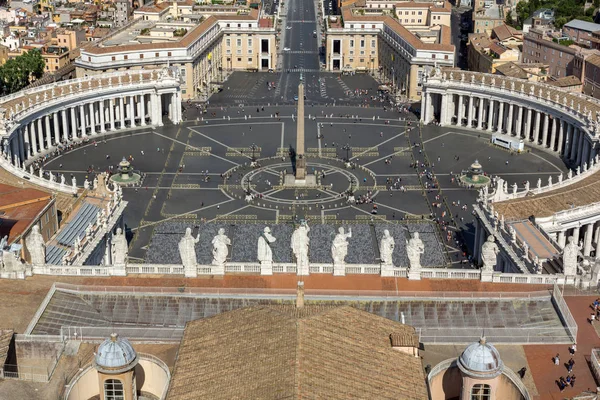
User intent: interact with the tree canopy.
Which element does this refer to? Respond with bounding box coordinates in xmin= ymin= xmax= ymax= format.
xmin=0 ymin=49 xmax=45 ymax=96
xmin=510 ymin=0 xmax=596 ymax=29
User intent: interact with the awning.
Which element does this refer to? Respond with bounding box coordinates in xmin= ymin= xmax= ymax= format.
xmin=71 ymin=18 xmax=84 ymax=23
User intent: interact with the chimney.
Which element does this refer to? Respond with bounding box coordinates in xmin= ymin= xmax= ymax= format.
xmin=296 ymin=281 xmax=304 ymax=308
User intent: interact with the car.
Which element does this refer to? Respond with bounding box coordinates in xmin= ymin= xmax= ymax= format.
xmin=283 ymin=47 xmax=291 ymax=51
xmin=294 ymin=94 xmax=299 ymax=101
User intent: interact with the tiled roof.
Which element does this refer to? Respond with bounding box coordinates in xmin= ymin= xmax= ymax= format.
xmin=489 ymin=41 xmax=507 ymax=55
xmin=546 ymin=75 xmax=581 ymax=87
xmin=493 ymin=24 xmax=521 ymax=42
xmin=494 ymin=62 xmax=528 ymax=79
xmin=166 ymin=305 xmax=428 ymax=400
xmin=0 ymin=183 xmax=52 ymax=244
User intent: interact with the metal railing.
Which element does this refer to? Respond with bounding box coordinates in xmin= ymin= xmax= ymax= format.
xmin=52 ymin=282 xmax=553 ymax=299
xmin=419 ymin=327 xmax=572 ymax=344
xmin=552 ymin=284 xmax=578 ymax=342
xmin=61 ymin=326 xmax=184 ymax=343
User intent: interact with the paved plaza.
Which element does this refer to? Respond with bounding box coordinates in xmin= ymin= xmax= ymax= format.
xmin=40 ymin=84 xmax=568 ymax=264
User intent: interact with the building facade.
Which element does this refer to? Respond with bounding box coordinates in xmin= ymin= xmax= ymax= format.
xmin=75 ymin=5 xmax=277 ymax=100
xmin=522 ymin=29 xmax=577 ymax=79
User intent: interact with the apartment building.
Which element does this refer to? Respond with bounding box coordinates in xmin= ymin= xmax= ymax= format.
xmin=76 ymin=4 xmax=277 ymax=100
xmin=522 ymin=28 xmax=578 ymax=78
xmin=563 ymin=19 xmax=600 ymax=48
xmin=324 ymin=0 xmax=454 ymax=101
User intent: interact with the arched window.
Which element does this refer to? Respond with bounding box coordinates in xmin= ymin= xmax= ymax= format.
xmin=104 ymin=379 xmax=125 ymax=400
xmin=471 ymin=384 xmax=491 ymax=400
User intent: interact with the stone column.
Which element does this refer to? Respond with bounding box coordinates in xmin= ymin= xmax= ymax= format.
xmin=595 ymin=223 xmax=600 ymax=248
xmin=564 ymin=123 xmax=573 ymax=157
xmin=558 ymin=230 xmax=566 ymax=248
xmin=584 ymin=223 xmax=594 ymax=257
xmin=467 ymin=96 xmax=474 ymax=127
xmin=60 ymin=109 xmax=68 ymax=143
xmin=10 ymin=137 xmax=18 ymax=165
xmin=576 ymin=133 xmax=585 ymax=166
xmin=44 ymin=116 xmax=52 ymax=148
xmin=524 ymin=108 xmax=532 ymax=141
xmin=53 ymin=112 xmax=60 ymax=144
xmin=79 ymin=104 xmax=86 ymax=136
xmin=17 ymin=130 xmax=25 ymax=164
xmin=69 ymin=107 xmax=77 ymax=139
xmin=497 ymin=101 xmax=504 ymax=133
xmin=571 ymin=128 xmax=580 ymax=161
xmin=458 ymin=94 xmax=464 ymax=125
xmin=515 ymin=106 xmax=523 ymax=138
xmin=477 ymin=98 xmax=484 ymax=130
xmin=29 ymin=122 xmax=37 ymax=153
xmin=420 ymin=92 xmax=428 ymax=122
xmin=573 ymin=226 xmax=581 ymax=244
xmin=549 ymin=117 xmax=558 ymax=151
xmin=557 ymin=119 xmax=565 ymax=154
xmin=506 ymin=103 xmax=514 ymax=135
xmin=140 ymin=94 xmax=146 ymax=126
xmin=440 ymin=94 xmax=448 ymax=126
xmin=23 ymin=125 xmax=31 ymax=157
xmin=89 ymin=102 xmax=96 ymax=135
xmin=487 ymin=99 xmax=495 ymax=131
xmin=119 ymin=97 xmax=125 ymax=128
xmin=583 ymin=141 xmax=591 ymax=166
xmin=533 ymin=111 xmax=541 ymax=143
xmin=109 ymin=98 xmax=116 ymax=131
xmin=129 ymin=95 xmax=135 ymax=127
xmin=37 ymin=118 xmax=44 ymax=150
xmin=99 ymin=100 xmax=106 ymax=133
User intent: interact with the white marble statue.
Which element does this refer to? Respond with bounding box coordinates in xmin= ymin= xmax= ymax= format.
xmin=525 ymin=181 xmax=530 ymax=192
xmin=84 ymin=179 xmax=90 ymax=190
xmin=548 ymin=176 xmax=552 ymax=187
xmin=112 ymin=227 xmax=128 ymax=266
xmin=522 ymin=242 xmax=529 ymax=261
xmin=211 ymin=228 xmax=231 ymax=266
xmin=331 ymin=227 xmax=352 ymax=267
xmin=379 ymin=229 xmax=395 ymax=265
xmin=291 ymin=222 xmax=310 ymax=275
xmin=178 ymin=227 xmax=200 ymax=268
xmin=577 ymin=166 xmax=581 ymax=175
xmin=536 ymin=178 xmax=541 ymax=189
xmin=72 ymin=176 xmax=77 ymax=189
xmin=257 ymin=227 xmax=276 ymax=263
xmin=26 ymin=225 xmax=45 ymax=265
xmin=512 ymin=183 xmax=517 ymax=194
xmin=29 ymin=165 xmax=33 ymax=175
xmin=568 ymin=169 xmax=573 ymax=179
xmin=481 ymin=235 xmax=498 ymax=272
xmin=93 ymin=177 xmax=98 ymax=190
xmin=562 ymin=236 xmax=579 ymax=276
xmin=406 ymin=232 xmax=424 ymax=271
xmin=38 ymin=168 xmax=43 ymax=178
xmin=509 ymin=226 xmax=516 ymax=242
xmin=558 ymin=173 xmax=563 ymax=184
xmin=60 ymin=174 xmax=65 ymax=185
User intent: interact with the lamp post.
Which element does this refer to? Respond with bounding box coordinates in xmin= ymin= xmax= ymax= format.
xmin=246 ymin=177 xmax=252 ymax=194
xmin=342 ymin=143 xmax=351 ymax=162
xmin=250 ymin=143 xmax=258 ymax=162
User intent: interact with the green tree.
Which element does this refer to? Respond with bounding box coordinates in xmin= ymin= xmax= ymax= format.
xmin=0 ymin=49 xmax=45 ymax=95
xmin=505 ymin=10 xmax=515 ymax=26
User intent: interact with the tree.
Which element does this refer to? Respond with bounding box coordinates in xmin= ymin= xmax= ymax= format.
xmin=0 ymin=49 xmax=45 ymax=95
xmin=505 ymin=10 xmax=515 ymax=26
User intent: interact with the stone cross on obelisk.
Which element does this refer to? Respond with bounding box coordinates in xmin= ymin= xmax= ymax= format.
xmin=295 ymin=76 xmax=306 ymax=180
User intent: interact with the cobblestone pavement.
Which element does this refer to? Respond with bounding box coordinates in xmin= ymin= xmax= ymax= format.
xmin=41 ymin=103 xmax=567 ymax=263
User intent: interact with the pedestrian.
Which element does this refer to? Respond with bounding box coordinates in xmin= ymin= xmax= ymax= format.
xmin=571 ymin=374 xmax=576 ymax=387
xmin=570 ymin=344 xmax=577 ymax=354
xmin=591 ymin=313 xmax=596 ymax=324
xmin=567 ymin=358 xmax=575 ymax=373
xmin=518 ymin=367 xmax=527 ymax=379
xmin=554 ymin=354 xmax=560 ymax=365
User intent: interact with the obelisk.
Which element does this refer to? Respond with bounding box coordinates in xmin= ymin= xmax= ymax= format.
xmin=295 ymin=77 xmax=306 ymax=180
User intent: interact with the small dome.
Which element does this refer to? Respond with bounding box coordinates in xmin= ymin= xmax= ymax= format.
xmin=94 ymin=333 xmax=138 ymax=374
xmin=458 ymin=336 xmax=503 ymax=378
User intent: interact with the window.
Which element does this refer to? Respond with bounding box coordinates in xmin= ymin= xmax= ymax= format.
xmin=360 ymin=39 xmax=365 ymax=47
xmin=111 ymin=56 xmax=115 ymax=61
xmin=471 ymin=384 xmax=491 ymax=400
xmin=418 ymin=11 xmax=422 ymax=15
xmin=432 ymin=54 xmax=436 ymax=59
xmin=248 ymin=39 xmax=252 ymax=47
xmin=155 ymin=52 xmax=159 ymax=57
xmin=104 ymin=379 xmax=124 ymax=400
xmin=350 ymin=39 xmax=354 ymax=47
xmin=123 ymin=55 xmax=128 ymax=60
xmin=248 ymin=57 xmax=252 ymax=62
xmin=359 ymin=58 xmax=364 ymax=62
xmin=226 ymin=39 xmax=231 ymax=46
xmin=237 ymin=57 xmax=241 ymax=62
xmin=139 ymin=54 xmax=143 ymax=59
xmin=237 ymin=38 xmax=242 ymax=46
xmin=168 ymin=52 xmax=172 ymax=56
xmin=371 ymin=39 xmax=375 ymax=47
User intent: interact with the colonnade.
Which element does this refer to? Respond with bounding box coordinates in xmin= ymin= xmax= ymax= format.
xmin=551 ymin=221 xmax=600 ymax=257
xmin=0 ymin=91 xmax=182 ymax=168
xmin=421 ymin=91 xmax=596 ymax=168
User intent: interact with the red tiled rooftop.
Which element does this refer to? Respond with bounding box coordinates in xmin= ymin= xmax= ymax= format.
xmin=0 ymin=183 xmax=52 ymax=244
